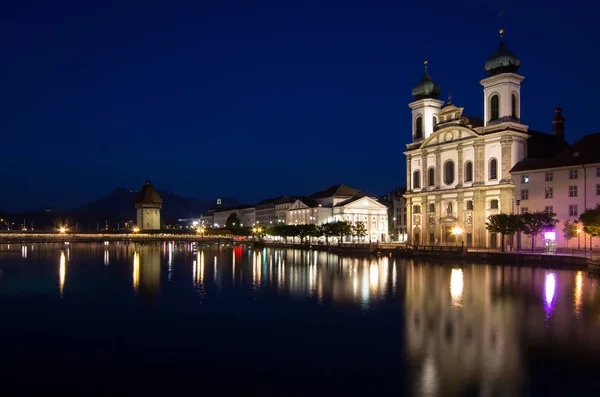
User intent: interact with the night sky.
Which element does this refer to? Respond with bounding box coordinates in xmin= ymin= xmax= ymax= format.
xmin=0 ymin=0 xmax=596 ymax=212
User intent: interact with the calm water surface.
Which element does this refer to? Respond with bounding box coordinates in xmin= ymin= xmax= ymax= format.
xmin=1 ymin=242 xmax=600 ymax=396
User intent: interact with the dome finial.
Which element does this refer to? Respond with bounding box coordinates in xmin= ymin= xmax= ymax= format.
xmin=499 ymin=28 xmax=504 ymax=39
xmin=424 ymin=58 xmax=428 ymax=72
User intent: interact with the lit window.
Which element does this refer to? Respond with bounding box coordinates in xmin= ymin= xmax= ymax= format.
xmin=569 ymin=205 xmax=578 ymax=217
xmin=464 ymin=162 xmax=473 ymax=182
xmin=490 ymin=159 xmax=498 ymax=180
xmin=413 ymin=170 xmax=421 ymax=189
xmin=569 ymin=169 xmax=578 ymax=179
xmin=521 ymin=174 xmax=529 ymax=183
xmin=521 ymin=190 xmax=528 ymax=200
xmin=545 ymin=187 xmax=553 ymax=199
xmin=569 ymin=186 xmax=578 ymax=197
xmin=444 ymin=161 xmax=455 ymax=185
xmin=545 ymin=172 xmax=553 ymax=182
xmin=490 ymin=95 xmax=499 ymax=121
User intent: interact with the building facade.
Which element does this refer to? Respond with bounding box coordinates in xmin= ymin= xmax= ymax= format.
xmin=511 ymin=131 xmax=600 ymax=250
xmin=134 ymin=180 xmax=162 ymax=230
xmin=403 ymin=32 xmax=565 ymax=247
xmin=389 ymin=188 xmax=408 ymax=242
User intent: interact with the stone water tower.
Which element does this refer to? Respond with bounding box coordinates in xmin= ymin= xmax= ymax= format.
xmin=134 ymin=180 xmax=163 ymax=230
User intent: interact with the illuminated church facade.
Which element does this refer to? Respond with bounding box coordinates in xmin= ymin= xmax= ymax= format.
xmin=403 ymin=30 xmax=566 ymax=248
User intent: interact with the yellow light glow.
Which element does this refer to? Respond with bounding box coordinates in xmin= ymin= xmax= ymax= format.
xmin=133 ymin=252 xmax=139 ymax=294
xmin=59 ymin=227 xmax=67 ymax=234
xmin=133 ymin=227 xmax=140 ymax=233
xmin=451 ymin=226 xmax=463 ymax=236
xmin=577 ymin=229 xmax=581 ymax=234
xmin=59 ymin=251 xmax=66 ymax=297
xmin=574 ymin=271 xmax=583 ymax=317
xmin=369 ymin=263 xmax=379 ymax=293
xmin=450 ymin=268 xmax=463 ymax=307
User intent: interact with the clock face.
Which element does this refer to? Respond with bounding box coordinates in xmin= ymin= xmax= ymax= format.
xmin=444 ymin=132 xmax=453 ymax=142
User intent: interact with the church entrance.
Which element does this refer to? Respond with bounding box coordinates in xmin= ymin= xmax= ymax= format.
xmin=443 ymin=225 xmax=456 ymax=245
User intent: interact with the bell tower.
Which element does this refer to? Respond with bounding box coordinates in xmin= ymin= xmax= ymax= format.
xmin=409 ymin=59 xmax=444 ymax=142
xmin=480 ymin=29 xmax=524 ymax=126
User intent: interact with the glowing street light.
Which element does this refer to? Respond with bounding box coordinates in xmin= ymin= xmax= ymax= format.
xmin=577 ymin=228 xmax=582 ymax=250
xmin=132 ymin=227 xmax=140 ymax=234
xmin=451 ymin=226 xmax=463 ymax=246
xmin=59 ymin=227 xmax=67 ymax=234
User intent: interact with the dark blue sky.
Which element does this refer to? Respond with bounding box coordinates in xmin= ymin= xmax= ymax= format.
xmin=0 ymin=0 xmax=596 ymax=212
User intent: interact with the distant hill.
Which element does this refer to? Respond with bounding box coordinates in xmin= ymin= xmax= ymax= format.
xmin=72 ymin=187 xmax=238 ymax=219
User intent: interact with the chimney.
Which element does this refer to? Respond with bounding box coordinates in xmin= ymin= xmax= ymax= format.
xmin=552 ymin=105 xmax=565 ymax=139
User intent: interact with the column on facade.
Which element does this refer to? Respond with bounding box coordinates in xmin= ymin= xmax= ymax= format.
xmin=457 ymin=144 xmax=463 ymax=188
xmin=434 ymin=149 xmax=441 ymax=189
xmin=435 ymin=195 xmax=442 ymax=245
xmin=457 ymin=192 xmax=464 ymax=245
xmin=472 ymin=191 xmax=486 ymax=248
xmin=421 ymin=152 xmax=428 ymax=188
xmin=473 ymin=140 xmax=485 ymax=186
xmin=407 ymin=155 xmax=412 ymax=191
xmin=406 ymin=197 xmax=413 ymax=244
xmin=500 ymin=137 xmax=513 ymax=183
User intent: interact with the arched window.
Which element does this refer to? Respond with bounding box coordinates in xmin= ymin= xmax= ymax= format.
xmin=489 ymin=158 xmax=498 ymax=180
xmin=464 ymin=161 xmax=473 ymax=182
xmin=429 ymin=203 xmax=435 ymax=213
xmin=490 ymin=199 xmax=499 ymax=209
xmin=490 ymin=95 xmax=499 ymax=121
xmin=413 ymin=170 xmax=421 ymax=189
xmin=415 ymin=117 xmax=423 ymax=139
xmin=432 ymin=116 xmax=438 ymax=131
xmin=444 ymin=161 xmax=455 ymax=185
xmin=511 ymin=94 xmax=517 ymax=119
xmin=428 ymin=167 xmax=435 ymax=186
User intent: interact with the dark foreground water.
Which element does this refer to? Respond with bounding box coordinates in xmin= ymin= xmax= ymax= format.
xmin=1 ymin=242 xmax=600 ymax=396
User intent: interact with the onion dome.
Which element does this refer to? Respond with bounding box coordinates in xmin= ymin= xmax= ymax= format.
xmin=411 ymin=59 xmax=441 ymax=100
xmin=484 ymin=29 xmax=521 ymax=76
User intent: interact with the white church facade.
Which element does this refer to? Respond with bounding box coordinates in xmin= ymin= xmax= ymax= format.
xmin=404 ymin=30 xmax=567 ymax=248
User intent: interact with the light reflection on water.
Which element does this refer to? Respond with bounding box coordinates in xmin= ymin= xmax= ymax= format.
xmin=0 ymin=242 xmax=600 ymax=395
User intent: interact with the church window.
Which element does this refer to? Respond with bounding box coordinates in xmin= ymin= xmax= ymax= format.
xmin=490 ymin=199 xmax=499 ymax=209
xmin=428 ymin=167 xmax=435 ymax=186
xmin=490 ymin=95 xmax=499 ymax=121
xmin=429 ymin=203 xmax=435 ymax=213
xmin=444 ymin=161 xmax=455 ymax=185
xmin=432 ymin=116 xmax=438 ymax=131
xmin=413 ymin=205 xmax=421 ymax=214
xmin=489 ymin=159 xmax=498 ymax=180
xmin=511 ymin=94 xmax=517 ymax=119
xmin=415 ymin=117 xmax=423 ymax=139
xmin=466 ymin=200 xmax=473 ymax=211
xmin=413 ymin=170 xmax=421 ymax=189
xmin=464 ymin=161 xmax=473 ymax=182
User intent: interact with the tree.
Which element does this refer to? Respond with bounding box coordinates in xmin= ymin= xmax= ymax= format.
xmin=562 ymin=220 xmax=578 ymax=248
xmin=225 ymin=213 xmax=241 ymax=229
xmin=486 ymin=214 xmax=522 ymax=252
xmin=319 ymin=223 xmax=333 ymax=245
xmin=352 ymin=221 xmax=368 ymax=242
xmin=580 ymin=204 xmax=600 ymax=238
xmin=521 ymin=211 xmax=559 ymax=252
xmin=297 ymin=224 xmax=313 ymax=244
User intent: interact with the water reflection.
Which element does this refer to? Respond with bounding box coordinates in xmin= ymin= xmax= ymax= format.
xmin=59 ymin=251 xmax=66 ymax=297
xmin=574 ymin=271 xmax=583 ymax=317
xmin=450 ymin=268 xmax=463 ymax=308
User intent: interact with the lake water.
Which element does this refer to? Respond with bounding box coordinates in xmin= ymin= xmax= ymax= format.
xmin=1 ymin=242 xmax=600 ymax=396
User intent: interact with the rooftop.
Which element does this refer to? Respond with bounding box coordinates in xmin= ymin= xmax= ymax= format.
xmin=134 ymin=180 xmax=163 ymax=206
xmin=309 ymin=184 xmax=361 ymax=199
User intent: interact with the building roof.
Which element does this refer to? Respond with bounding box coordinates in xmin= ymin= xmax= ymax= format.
xmin=213 ymin=204 xmax=254 ymax=214
xmin=334 ymin=192 xmax=367 ymax=207
xmin=525 ymin=129 xmax=570 ymax=159
xmin=296 ymin=197 xmax=322 ymax=208
xmin=411 ymin=60 xmax=441 ymax=100
xmin=134 ymin=180 xmax=163 ymax=206
xmin=484 ymin=38 xmax=521 ymax=77
xmin=511 ymin=132 xmax=600 ymax=173
xmin=309 ymin=184 xmax=361 ymax=199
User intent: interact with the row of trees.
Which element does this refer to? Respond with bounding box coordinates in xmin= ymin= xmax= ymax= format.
xmin=254 ymin=221 xmax=369 ymax=244
xmin=486 ymin=204 xmax=600 ymax=252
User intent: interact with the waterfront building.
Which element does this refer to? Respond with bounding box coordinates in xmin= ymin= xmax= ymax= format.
xmin=274 ymin=196 xmax=298 ymax=224
xmin=389 ymin=187 xmax=408 ymax=242
xmin=212 ymin=205 xmax=254 ymax=228
xmin=255 ymin=198 xmax=277 ymax=225
xmin=404 ymin=30 xmax=566 ymax=247
xmin=286 ymin=184 xmax=389 ymax=242
xmin=134 ymin=180 xmax=162 ymax=230
xmin=511 ymin=130 xmax=600 ymax=250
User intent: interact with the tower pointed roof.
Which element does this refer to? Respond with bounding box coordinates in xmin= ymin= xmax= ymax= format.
xmin=484 ymin=29 xmax=521 ymax=76
xmin=411 ymin=59 xmax=441 ymax=100
xmin=134 ymin=180 xmax=163 ymax=206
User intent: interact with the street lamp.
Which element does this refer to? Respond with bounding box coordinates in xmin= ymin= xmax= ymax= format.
xmin=451 ymin=226 xmax=463 ymax=247
xmin=59 ymin=227 xmax=67 ymax=234
xmin=132 ymin=227 xmax=140 ymax=234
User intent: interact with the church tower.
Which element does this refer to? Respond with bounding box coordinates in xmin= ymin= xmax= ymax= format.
xmin=480 ymin=29 xmax=524 ymax=126
xmin=409 ymin=59 xmax=444 ymax=142
xmin=134 ymin=180 xmax=163 ymax=230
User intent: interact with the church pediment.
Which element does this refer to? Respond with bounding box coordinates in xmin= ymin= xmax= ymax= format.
xmin=288 ymin=199 xmax=310 ymax=211
xmin=337 ymin=196 xmax=388 ymax=211
xmin=419 ymin=125 xmax=480 ymax=150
